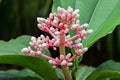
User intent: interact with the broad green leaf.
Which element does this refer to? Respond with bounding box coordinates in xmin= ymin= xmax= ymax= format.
xmin=76 ymin=66 xmax=94 ymax=80
xmin=52 ymin=0 xmax=98 ymax=24
xmin=0 ymin=36 xmax=58 ymax=79
xmin=0 ymin=55 xmax=57 ymax=79
xmin=52 ymin=0 xmax=120 ymax=47
xmin=0 ymin=69 xmax=42 ymax=80
xmin=83 ymin=0 xmax=120 ymax=47
xmin=87 ymin=60 xmax=120 ymax=80
xmin=0 ymin=35 xmax=51 ymax=56
xmin=0 ymin=35 xmax=31 ymax=54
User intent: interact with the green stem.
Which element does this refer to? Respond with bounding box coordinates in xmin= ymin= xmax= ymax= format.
xmin=59 ymin=35 xmax=72 ymax=80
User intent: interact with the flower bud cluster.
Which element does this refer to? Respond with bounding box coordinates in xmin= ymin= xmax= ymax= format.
xmin=22 ymin=6 xmax=93 ymax=67
xmin=49 ymin=53 xmax=73 ymax=68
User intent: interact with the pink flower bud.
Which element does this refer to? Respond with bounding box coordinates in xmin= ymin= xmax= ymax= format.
xmin=37 ymin=24 xmax=42 ymax=29
xmin=87 ymin=29 xmax=93 ymax=34
xmin=41 ymin=43 xmax=47 ymax=48
xmin=67 ymin=6 xmax=73 ymax=13
xmin=66 ymin=53 xmax=71 ymax=59
xmin=37 ymin=17 xmax=45 ymax=22
xmin=49 ymin=13 xmax=53 ymax=19
xmin=21 ymin=48 xmax=29 ymax=53
xmin=83 ymin=47 xmax=88 ymax=52
xmin=77 ymin=43 xmax=83 ymax=48
xmin=61 ymin=60 xmax=67 ymax=66
xmin=67 ymin=62 xmax=73 ymax=66
xmin=60 ymin=55 xmax=65 ymax=60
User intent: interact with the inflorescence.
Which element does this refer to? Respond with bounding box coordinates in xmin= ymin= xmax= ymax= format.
xmin=22 ymin=6 xmax=93 ymax=68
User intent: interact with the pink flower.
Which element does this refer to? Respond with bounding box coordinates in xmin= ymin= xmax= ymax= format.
xmin=22 ymin=6 xmax=93 ymax=68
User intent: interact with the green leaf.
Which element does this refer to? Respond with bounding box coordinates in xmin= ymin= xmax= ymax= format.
xmin=42 ymin=49 xmax=51 ymax=56
xmin=0 ymin=35 xmax=31 ymax=54
xmin=0 ymin=55 xmax=57 ymax=79
xmin=0 ymin=36 xmax=58 ymax=79
xmin=0 ymin=69 xmax=42 ymax=80
xmin=0 ymin=35 xmax=51 ymax=56
xmin=83 ymin=0 xmax=120 ymax=47
xmin=52 ymin=0 xmax=120 ymax=47
xmin=87 ymin=60 xmax=120 ymax=80
xmin=76 ymin=66 xmax=94 ymax=80
xmin=52 ymin=0 xmax=75 ymax=12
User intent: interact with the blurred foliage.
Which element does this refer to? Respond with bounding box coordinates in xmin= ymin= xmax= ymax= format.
xmin=0 ymin=0 xmax=52 ymax=40
xmin=0 ymin=0 xmax=120 ymax=68
xmin=0 ymin=0 xmax=52 ymax=70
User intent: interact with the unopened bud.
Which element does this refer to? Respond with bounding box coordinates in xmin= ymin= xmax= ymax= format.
xmin=67 ymin=6 xmax=73 ymax=13
xmin=87 ymin=29 xmax=93 ymax=34
xmin=61 ymin=60 xmax=67 ymax=66
xmin=76 ymin=14 xmax=80 ymax=18
xmin=50 ymin=27 xmax=55 ymax=32
xmin=37 ymin=17 xmax=41 ymax=22
xmin=61 ymin=14 xmax=66 ymax=19
xmin=67 ymin=62 xmax=73 ymax=66
xmin=31 ymin=36 xmax=36 ymax=42
xmin=55 ymin=31 xmax=60 ymax=36
xmin=83 ymin=23 xmax=89 ymax=28
xmin=37 ymin=24 xmax=42 ymax=28
xmin=66 ymin=53 xmax=71 ymax=59
xmin=49 ymin=13 xmax=53 ymax=19
xmin=40 ymin=35 xmax=45 ymax=39
xmin=83 ymin=47 xmax=88 ymax=52
xmin=21 ymin=48 xmax=29 ymax=53
xmin=53 ymin=20 xmax=58 ymax=25
xmin=77 ymin=43 xmax=83 ymax=47
xmin=71 ymin=24 xmax=78 ymax=29
xmin=48 ymin=60 xmax=56 ymax=65
xmin=37 ymin=17 xmax=45 ymax=22
xmin=42 ymin=43 xmax=47 ymax=48
xmin=60 ymin=55 xmax=64 ymax=60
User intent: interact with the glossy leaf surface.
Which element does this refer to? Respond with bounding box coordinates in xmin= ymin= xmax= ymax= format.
xmin=52 ymin=0 xmax=120 ymax=47
xmin=0 ymin=69 xmax=42 ymax=80
xmin=0 ymin=36 xmax=57 ymax=80
xmin=87 ymin=60 xmax=120 ymax=80
xmin=76 ymin=66 xmax=94 ymax=80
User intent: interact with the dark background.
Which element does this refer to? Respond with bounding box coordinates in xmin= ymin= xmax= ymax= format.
xmin=0 ymin=0 xmax=120 ymax=69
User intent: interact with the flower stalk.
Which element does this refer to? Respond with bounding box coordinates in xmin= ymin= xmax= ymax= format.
xmin=59 ymin=33 xmax=72 ymax=80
